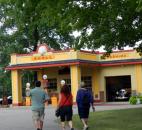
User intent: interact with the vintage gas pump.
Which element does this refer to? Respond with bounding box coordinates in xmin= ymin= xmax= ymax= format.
xmin=42 ymin=74 xmax=49 ymax=105
xmin=25 ymin=82 xmax=31 ymax=106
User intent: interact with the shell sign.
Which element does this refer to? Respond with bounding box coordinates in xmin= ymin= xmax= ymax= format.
xmin=32 ymin=44 xmax=55 ymax=61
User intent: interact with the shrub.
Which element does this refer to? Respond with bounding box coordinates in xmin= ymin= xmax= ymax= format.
xmin=137 ymin=96 xmax=142 ymax=104
xmin=129 ymin=96 xmax=137 ymax=105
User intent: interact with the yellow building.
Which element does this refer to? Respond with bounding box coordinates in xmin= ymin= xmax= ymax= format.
xmin=6 ymin=44 xmax=142 ymax=106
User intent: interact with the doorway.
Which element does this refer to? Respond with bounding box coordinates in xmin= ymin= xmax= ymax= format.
xmin=106 ymin=75 xmax=131 ymax=102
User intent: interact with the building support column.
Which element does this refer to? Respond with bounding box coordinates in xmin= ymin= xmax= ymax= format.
xmin=11 ymin=70 xmax=22 ymax=106
xmin=135 ymin=64 xmax=142 ymax=95
xmin=70 ymin=65 xmax=81 ymax=102
xmin=37 ymin=70 xmax=43 ymax=81
xmin=92 ymin=68 xmax=100 ymax=101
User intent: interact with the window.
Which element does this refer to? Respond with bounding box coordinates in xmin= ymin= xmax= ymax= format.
xmin=63 ymin=79 xmax=71 ymax=91
xmin=64 ymin=79 xmax=71 ymax=87
xmin=81 ymin=76 xmax=92 ymax=91
xmin=48 ymin=79 xmax=57 ymax=90
xmin=58 ymin=67 xmax=70 ymax=75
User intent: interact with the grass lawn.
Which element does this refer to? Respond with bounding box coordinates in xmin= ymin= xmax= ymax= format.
xmin=73 ymin=108 xmax=142 ymax=130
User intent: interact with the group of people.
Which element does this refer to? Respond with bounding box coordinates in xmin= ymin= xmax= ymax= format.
xmin=26 ymin=80 xmax=95 ymax=130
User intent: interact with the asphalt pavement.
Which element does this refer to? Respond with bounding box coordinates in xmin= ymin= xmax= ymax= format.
xmin=0 ymin=103 xmax=142 ymax=130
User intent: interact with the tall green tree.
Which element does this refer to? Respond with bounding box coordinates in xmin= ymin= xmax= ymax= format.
xmin=43 ymin=0 xmax=142 ymax=51
xmin=137 ymin=0 xmax=142 ymax=11
xmin=1 ymin=0 xmax=142 ymax=52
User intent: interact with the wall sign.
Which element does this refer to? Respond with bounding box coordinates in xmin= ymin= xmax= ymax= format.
xmin=106 ymin=53 xmax=129 ymax=59
xmin=32 ymin=55 xmax=55 ymax=61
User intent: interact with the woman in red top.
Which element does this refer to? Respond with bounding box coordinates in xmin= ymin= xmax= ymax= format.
xmin=57 ymin=80 xmax=74 ymax=130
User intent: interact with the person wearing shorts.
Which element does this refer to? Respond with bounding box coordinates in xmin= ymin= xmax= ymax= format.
xmin=32 ymin=108 xmax=45 ymax=123
xmin=26 ymin=81 xmax=49 ymax=130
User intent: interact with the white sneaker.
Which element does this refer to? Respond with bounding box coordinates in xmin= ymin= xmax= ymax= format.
xmin=83 ymin=126 xmax=89 ymax=130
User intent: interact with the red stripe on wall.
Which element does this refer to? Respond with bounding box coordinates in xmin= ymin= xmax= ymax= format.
xmin=98 ymin=61 xmax=142 ymax=67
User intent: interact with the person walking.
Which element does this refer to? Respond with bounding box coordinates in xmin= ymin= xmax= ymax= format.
xmin=26 ymin=81 xmax=49 ymax=130
xmin=76 ymin=81 xmax=95 ymax=130
xmin=57 ymin=80 xmax=74 ymax=130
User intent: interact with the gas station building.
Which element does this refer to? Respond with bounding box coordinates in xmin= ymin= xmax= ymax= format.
xmin=6 ymin=44 xmax=142 ymax=106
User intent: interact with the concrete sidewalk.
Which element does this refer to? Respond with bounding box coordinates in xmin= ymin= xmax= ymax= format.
xmin=0 ymin=103 xmax=142 ymax=130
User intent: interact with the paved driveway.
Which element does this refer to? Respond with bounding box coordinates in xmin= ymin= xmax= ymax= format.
xmin=0 ymin=106 xmax=61 ymax=130
xmin=0 ymin=103 xmax=142 ymax=130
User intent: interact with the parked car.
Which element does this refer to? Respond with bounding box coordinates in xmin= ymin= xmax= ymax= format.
xmin=115 ymin=89 xmax=131 ymax=101
xmin=7 ymin=96 xmax=12 ymax=104
xmin=0 ymin=96 xmax=12 ymax=105
xmin=0 ymin=98 xmax=2 ymax=104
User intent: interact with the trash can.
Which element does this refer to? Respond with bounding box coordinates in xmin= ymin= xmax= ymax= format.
xmin=51 ymin=96 xmax=58 ymax=107
xmin=26 ymin=97 xmax=31 ymax=106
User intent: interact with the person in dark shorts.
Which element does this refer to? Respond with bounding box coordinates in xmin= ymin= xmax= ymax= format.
xmin=57 ymin=80 xmax=74 ymax=130
xmin=76 ymin=81 xmax=95 ymax=130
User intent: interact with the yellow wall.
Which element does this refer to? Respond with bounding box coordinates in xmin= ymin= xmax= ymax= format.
xmin=99 ymin=50 xmax=141 ymax=61
xmin=11 ymin=50 xmax=142 ymax=69
xmin=70 ymin=65 xmax=81 ymax=102
xmin=135 ymin=64 xmax=142 ymax=94
xmin=11 ymin=50 xmax=96 ymax=65
xmin=92 ymin=68 xmax=100 ymax=100
xmin=77 ymin=51 xmax=97 ymax=61
xmin=25 ymin=64 xmax=142 ymax=103
xmin=81 ymin=66 xmax=93 ymax=76
xmin=11 ymin=70 xmax=22 ymax=105
xmin=81 ymin=66 xmax=99 ymax=99
xmin=11 ymin=51 xmax=78 ymax=65
xmin=37 ymin=71 xmax=43 ymax=81
xmin=98 ymin=65 xmax=136 ymax=101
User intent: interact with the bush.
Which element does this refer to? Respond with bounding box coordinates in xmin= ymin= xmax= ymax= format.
xmin=137 ymin=96 xmax=142 ymax=104
xmin=129 ymin=96 xmax=137 ymax=105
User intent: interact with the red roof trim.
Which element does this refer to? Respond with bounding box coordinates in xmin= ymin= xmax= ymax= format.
xmin=14 ymin=48 xmax=135 ymax=57
xmin=80 ymin=49 xmax=134 ymax=54
xmin=95 ymin=50 xmax=134 ymax=54
xmin=6 ymin=62 xmax=79 ymax=70
xmin=80 ymin=50 xmax=97 ymax=54
xmin=78 ymin=60 xmax=142 ymax=67
xmin=16 ymin=53 xmax=34 ymax=56
xmin=98 ymin=61 xmax=142 ymax=67
xmin=6 ymin=59 xmax=142 ymax=70
xmin=16 ymin=49 xmax=73 ymax=57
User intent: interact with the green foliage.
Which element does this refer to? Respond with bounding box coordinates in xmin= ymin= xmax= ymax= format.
xmin=137 ymin=96 xmax=142 ymax=103
xmin=140 ymin=97 xmax=142 ymax=103
xmin=129 ymin=96 xmax=137 ymax=105
xmin=1 ymin=0 xmax=142 ymax=52
xmin=136 ymin=0 xmax=142 ymax=11
xmin=0 ymin=70 xmax=11 ymax=98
